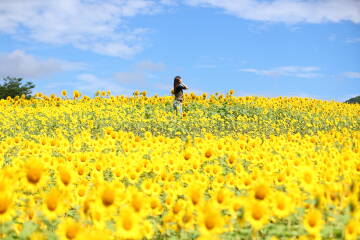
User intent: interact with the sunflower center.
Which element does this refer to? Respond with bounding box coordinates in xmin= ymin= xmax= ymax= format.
xmin=102 ymin=188 xmax=115 ymax=206
xmin=183 ymin=214 xmax=191 ymax=223
xmin=347 ymin=223 xmax=355 ymax=234
xmin=205 ymin=216 xmax=216 ymax=230
xmin=217 ymin=192 xmax=225 ymax=204
xmin=123 ymin=218 xmax=133 ymax=230
xmin=0 ymin=197 xmax=9 ymax=214
xmin=205 ymin=150 xmax=212 ymax=158
xmin=151 ymin=200 xmax=158 ymax=209
xmin=46 ymin=196 xmax=58 ymax=211
xmin=27 ymin=167 xmax=42 ymax=184
xmin=277 ymin=201 xmax=285 ymax=210
xmin=191 ymin=191 xmax=201 ymax=205
xmin=78 ymin=188 xmax=85 ymax=197
xmin=60 ymin=171 xmax=71 ymax=185
xmin=172 ymin=203 xmax=181 ymax=214
xmin=308 ymin=217 xmax=317 ymax=228
xmin=252 ymin=208 xmax=263 ymax=220
xmin=66 ymin=225 xmax=79 ymax=239
xmin=228 ymin=156 xmax=235 ymax=164
xmin=254 ymin=187 xmax=267 ymax=200
xmin=304 ymin=173 xmax=312 ymax=184
xmin=131 ymin=195 xmax=142 ymax=212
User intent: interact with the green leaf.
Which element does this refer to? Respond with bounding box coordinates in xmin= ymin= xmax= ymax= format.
xmin=18 ymin=221 xmax=38 ymax=239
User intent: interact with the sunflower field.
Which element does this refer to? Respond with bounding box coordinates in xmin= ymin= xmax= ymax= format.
xmin=0 ymin=90 xmax=359 ymax=240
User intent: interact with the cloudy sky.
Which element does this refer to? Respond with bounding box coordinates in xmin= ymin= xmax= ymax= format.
xmin=0 ymin=0 xmax=359 ymax=101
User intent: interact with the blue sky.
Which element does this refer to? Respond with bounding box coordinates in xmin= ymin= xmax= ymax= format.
xmin=0 ymin=0 xmax=359 ymax=101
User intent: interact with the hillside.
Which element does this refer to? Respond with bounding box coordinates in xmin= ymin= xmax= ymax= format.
xmin=345 ymin=95 xmax=360 ymax=104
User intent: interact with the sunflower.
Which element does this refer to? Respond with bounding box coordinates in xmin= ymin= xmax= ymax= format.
xmin=0 ymin=190 xmax=14 ymax=223
xmin=271 ymin=192 xmax=294 ymax=218
xmin=56 ymin=218 xmax=82 ymax=240
xmin=230 ymin=197 xmax=246 ymax=225
xmin=183 ymin=151 xmax=192 ymax=161
xmin=148 ymin=195 xmax=163 ymax=216
xmin=303 ymin=208 xmax=323 ymax=237
xmin=179 ymin=206 xmax=196 ymax=231
xmin=42 ymin=188 xmax=66 ymax=220
xmin=97 ymin=182 xmax=119 ymax=211
xmin=129 ymin=188 xmax=147 ymax=215
xmin=57 ymin=165 xmax=75 ymax=190
xmin=204 ymin=148 xmax=213 ymax=159
xmin=198 ymin=200 xmax=225 ymax=238
xmin=344 ymin=218 xmax=359 ymax=240
xmin=115 ymin=206 xmax=143 ymax=240
xmin=245 ymin=200 xmax=269 ymax=231
xmin=24 ymin=159 xmax=47 ymax=188
xmin=73 ymin=90 xmax=81 ymax=99
xmin=187 ymin=184 xmax=204 ymax=206
xmin=227 ymin=154 xmax=237 ymax=166
xmin=252 ymin=182 xmax=271 ymax=202
xmin=77 ymin=226 xmax=112 ymax=240
xmin=299 ymin=166 xmax=318 ymax=194
xmin=213 ymin=187 xmax=233 ymax=208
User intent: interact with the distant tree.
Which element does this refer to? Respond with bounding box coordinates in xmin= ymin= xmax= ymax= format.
xmin=345 ymin=95 xmax=360 ymax=104
xmin=0 ymin=77 xmax=35 ymax=99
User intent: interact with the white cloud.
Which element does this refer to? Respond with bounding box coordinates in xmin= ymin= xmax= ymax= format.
xmin=155 ymin=82 xmax=173 ymax=91
xmin=136 ymin=60 xmax=166 ymax=71
xmin=185 ymin=0 xmax=360 ymax=24
xmin=114 ymin=60 xmax=166 ymax=86
xmin=0 ymin=0 xmax=165 ymax=58
xmin=76 ymin=74 xmax=129 ymax=95
xmin=80 ymin=71 xmax=171 ymax=95
xmin=114 ymin=72 xmax=146 ymax=84
xmin=342 ymin=72 xmax=360 ymax=79
xmin=346 ymin=37 xmax=360 ymax=43
xmin=240 ymin=66 xmax=321 ymax=78
xmin=0 ymin=50 xmax=84 ymax=79
xmin=1 ymin=1 xmax=358 ymax=59
xmin=159 ymin=0 xmax=178 ymax=5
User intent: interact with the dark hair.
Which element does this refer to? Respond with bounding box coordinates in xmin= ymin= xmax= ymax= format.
xmin=173 ymin=76 xmax=181 ymax=92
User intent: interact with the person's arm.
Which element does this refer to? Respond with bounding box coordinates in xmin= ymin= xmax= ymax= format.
xmin=180 ymin=83 xmax=188 ymax=90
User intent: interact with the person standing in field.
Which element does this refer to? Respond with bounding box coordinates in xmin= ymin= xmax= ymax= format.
xmin=173 ymin=76 xmax=188 ymax=115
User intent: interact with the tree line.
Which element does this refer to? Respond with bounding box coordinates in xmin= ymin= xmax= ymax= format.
xmin=0 ymin=77 xmax=35 ymax=99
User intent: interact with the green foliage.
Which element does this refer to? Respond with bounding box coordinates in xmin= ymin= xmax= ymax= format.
xmin=0 ymin=77 xmax=35 ymax=99
xmin=345 ymin=95 xmax=360 ymax=104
